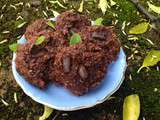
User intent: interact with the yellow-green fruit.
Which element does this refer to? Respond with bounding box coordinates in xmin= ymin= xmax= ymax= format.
xmin=123 ymin=94 xmax=140 ymax=120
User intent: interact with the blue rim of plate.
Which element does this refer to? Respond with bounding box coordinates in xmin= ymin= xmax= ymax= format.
xmin=11 ymin=18 xmax=127 ymax=111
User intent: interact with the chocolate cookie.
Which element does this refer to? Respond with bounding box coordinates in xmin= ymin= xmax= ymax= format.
xmin=79 ymin=26 xmax=120 ymax=62
xmin=16 ymin=31 xmax=67 ymax=88
xmin=50 ymin=43 xmax=108 ymax=95
xmin=56 ymin=11 xmax=91 ymax=36
xmin=25 ymin=19 xmax=55 ymax=43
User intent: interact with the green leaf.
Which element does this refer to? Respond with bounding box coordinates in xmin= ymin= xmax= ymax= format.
xmin=128 ymin=36 xmax=139 ymax=41
xmin=123 ymin=94 xmax=140 ymax=120
xmin=129 ymin=22 xmax=149 ymax=34
xmin=39 ymin=106 xmax=53 ymax=120
xmin=110 ymin=0 xmax=116 ymax=6
xmin=50 ymin=10 xmax=60 ymax=17
xmin=70 ymin=33 xmax=81 ymax=45
xmin=35 ymin=36 xmax=45 ymax=45
xmin=47 ymin=21 xmax=55 ymax=29
xmin=78 ymin=0 xmax=84 ymax=13
xmin=95 ymin=18 xmax=103 ymax=25
xmin=0 ymin=39 xmax=8 ymax=44
xmin=17 ymin=22 xmax=27 ymax=28
xmin=138 ymin=50 xmax=160 ymax=73
xmin=98 ymin=0 xmax=110 ymax=14
xmin=1 ymin=99 xmax=9 ymax=106
xmin=49 ymin=1 xmax=67 ymax=9
xmin=9 ymin=43 xmax=18 ymax=52
xmin=147 ymin=2 xmax=160 ymax=14
xmin=14 ymin=92 xmax=18 ymax=103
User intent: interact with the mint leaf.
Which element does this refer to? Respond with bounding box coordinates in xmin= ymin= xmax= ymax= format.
xmin=95 ymin=18 xmax=103 ymax=25
xmin=9 ymin=43 xmax=18 ymax=52
xmin=47 ymin=21 xmax=55 ymax=29
xmin=70 ymin=33 xmax=81 ymax=45
xmin=35 ymin=36 xmax=45 ymax=45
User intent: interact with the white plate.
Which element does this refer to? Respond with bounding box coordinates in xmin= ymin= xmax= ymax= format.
xmin=12 ymin=18 xmax=127 ymax=111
